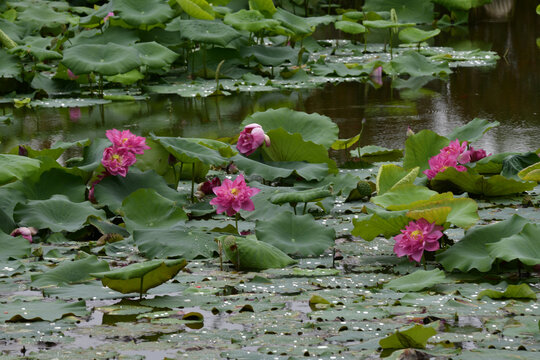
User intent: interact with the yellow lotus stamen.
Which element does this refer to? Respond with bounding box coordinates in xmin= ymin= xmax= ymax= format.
xmin=411 ymin=230 xmax=423 ymax=241
xmin=230 ymin=188 xmax=239 ymax=195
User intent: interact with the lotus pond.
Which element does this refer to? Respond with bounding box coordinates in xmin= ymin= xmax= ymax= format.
xmin=1 ymin=0 xmax=540 ymax=359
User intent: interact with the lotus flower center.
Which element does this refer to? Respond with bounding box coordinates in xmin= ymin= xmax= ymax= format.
xmin=122 ymin=137 xmax=128 ymax=143
xmin=411 ymin=230 xmax=423 ymax=241
xmin=112 ymin=154 xmax=121 ymax=161
xmin=230 ymin=188 xmax=239 ymax=196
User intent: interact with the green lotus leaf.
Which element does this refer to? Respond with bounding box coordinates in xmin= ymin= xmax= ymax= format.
xmin=31 ymin=254 xmax=110 ymax=288
xmin=407 ymin=196 xmax=479 ymax=229
xmin=219 ymin=235 xmax=297 ymax=271
xmin=270 ymin=186 xmax=332 ymax=205
xmin=94 ymin=169 xmax=187 ymax=213
xmin=437 ymin=214 xmax=529 ymax=272
xmin=388 ymin=51 xmax=452 ymax=77
xmin=133 ymin=42 xmax=179 ymax=70
xmin=176 ymin=0 xmax=215 ymax=20
xmin=335 ymin=20 xmax=366 ymax=34
xmin=134 ymin=227 xmax=218 ymax=260
xmin=0 ymin=232 xmax=31 ymax=260
xmin=331 ymin=133 xmax=361 ymax=151
xmin=91 ymin=258 xmax=187 ymax=295
xmin=240 ymin=45 xmax=298 ymax=67
xmin=120 ymin=188 xmax=188 ymax=232
xmin=13 ymin=195 xmax=106 ymax=232
xmin=273 ymin=8 xmax=313 ymax=37
xmin=232 ymin=155 xmax=329 ymax=181
xmin=224 ymin=9 xmax=280 ymax=33
xmin=0 ymin=154 xmax=41 ymax=186
xmin=376 ymin=164 xmax=419 ymax=195
xmin=152 ymin=135 xmax=230 ymax=166
xmin=30 ymin=72 xmax=79 ymax=95
xmin=243 ymin=108 xmax=339 ymax=149
xmin=167 ymin=19 xmax=241 ymax=47
xmin=17 ymin=3 xmax=76 ymax=29
xmin=256 ymin=212 xmax=335 ymax=257
xmin=78 ymin=2 xmax=114 ymax=28
xmin=486 ymin=223 xmax=540 ymax=266
xmin=0 ymin=299 xmax=88 ymax=322
xmin=67 ymin=138 xmax=109 ymax=173
xmin=363 ymin=0 xmax=434 ymax=23
xmin=363 ymin=20 xmax=415 ymax=29
xmin=398 ymin=27 xmax=440 ymax=43
xmin=11 ymin=36 xmax=62 ymax=61
xmin=501 ymin=152 xmax=540 ymax=179
xmin=432 ymin=0 xmax=492 ymax=12
xmin=379 ymin=323 xmax=437 ymax=353
xmin=0 ymin=48 xmax=20 ymax=78
xmin=14 ymin=167 xmax=86 ymax=203
xmin=0 ymin=208 xmax=16 ymax=234
xmin=351 ymin=208 xmax=410 ymax=241
xmin=477 ymin=283 xmax=537 ymax=301
xmin=249 ymin=0 xmax=277 ymax=16
xmin=403 ymin=129 xmax=450 ymax=172
xmin=105 ymin=69 xmax=144 ymax=85
xmin=354 ymin=145 xmax=404 ymax=162
xmin=262 ymin=128 xmax=337 ymax=174
xmin=384 ymin=269 xmax=446 ymax=292
xmin=518 ymin=162 xmax=540 ymax=181
xmin=372 ymin=184 xmax=437 ymax=209
xmin=311 ymin=62 xmax=364 ymax=77
xmin=431 ymin=167 xmax=536 ymax=196
xmin=62 ymin=44 xmax=141 ymax=76
xmin=70 ymin=27 xmax=140 ymax=46
xmin=447 ymin=118 xmax=499 ymax=143
xmin=238 ymin=182 xmax=295 ymax=221
xmin=113 ymin=0 xmax=174 ymax=27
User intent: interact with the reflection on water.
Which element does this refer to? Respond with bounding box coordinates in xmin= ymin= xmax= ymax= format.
xmin=0 ymin=0 xmax=538 ymax=154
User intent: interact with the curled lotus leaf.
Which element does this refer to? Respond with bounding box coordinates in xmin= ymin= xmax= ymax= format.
xmin=224 ymin=9 xmax=280 ymax=33
xmin=270 ymin=186 xmax=332 ymax=205
xmin=398 ymin=27 xmax=440 ymax=44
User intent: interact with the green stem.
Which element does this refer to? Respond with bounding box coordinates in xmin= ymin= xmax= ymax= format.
xmin=422 ymin=255 xmax=426 ymax=270
xmin=191 ymin=163 xmax=195 ymax=203
xmin=139 ymin=275 xmax=144 ymax=300
xmin=235 ymin=212 xmax=239 ymax=234
xmin=302 ymin=202 xmax=307 ymax=215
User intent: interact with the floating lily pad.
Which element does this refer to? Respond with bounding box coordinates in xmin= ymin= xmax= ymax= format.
xmin=0 ymin=232 xmax=31 ymax=260
xmin=0 ymin=299 xmax=88 ymax=322
xmin=31 ymin=254 xmax=110 ymax=288
xmin=477 ymin=283 xmax=537 ymax=301
xmin=379 ymin=323 xmax=437 ymax=355
xmin=384 ymin=269 xmax=446 ymax=292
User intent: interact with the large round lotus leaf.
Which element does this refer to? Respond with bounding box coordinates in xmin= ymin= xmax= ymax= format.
xmin=0 ymin=232 xmax=31 ymax=261
xmin=13 ymin=194 xmax=107 ymax=232
xmin=335 ymin=20 xmax=366 ymax=34
xmin=240 ymin=45 xmax=298 ymax=67
xmin=17 ymin=4 xmax=77 ymax=29
xmin=371 ymin=184 xmax=437 ymax=209
xmin=0 ymin=154 xmax=41 ymax=186
xmin=70 ymin=27 xmax=139 ymax=46
xmin=389 ymin=51 xmax=452 ymax=77
xmin=270 ymin=186 xmax=332 ymax=205
xmin=11 ymin=36 xmax=62 ymax=62
xmin=176 ymin=0 xmax=215 ymax=20
xmin=167 ymin=19 xmax=241 ymax=47
xmin=94 ymin=169 xmax=187 ymax=213
xmin=224 ymin=9 xmax=280 ymax=33
xmin=403 ymin=129 xmax=449 ymax=172
xmin=0 ymin=49 xmax=20 ymax=78
xmin=398 ymin=27 xmax=440 ymax=43
xmin=273 ymin=8 xmax=313 ymax=36
xmin=243 ymin=108 xmax=338 ymax=149
xmin=262 ymin=129 xmax=337 ymax=174
xmin=255 ymin=212 xmax=335 ymax=257
xmin=249 ymin=0 xmax=277 ymax=16
xmin=447 ymin=118 xmax=500 ymax=143
xmin=436 ymin=214 xmax=529 ymax=272
xmin=120 ymin=188 xmax=187 ymax=231
xmin=112 ymin=0 xmax=174 ymax=26
xmin=19 ymin=168 xmax=86 ymax=203
xmin=31 ymin=254 xmax=110 ymax=288
xmin=62 ymin=44 xmax=141 ymax=76
xmin=232 ymin=154 xmax=329 ymax=182
xmin=219 ymin=235 xmax=297 ymax=271
xmin=134 ymin=227 xmax=218 ymax=260
xmin=486 ymin=223 xmax=540 ymax=266
xmin=90 ymin=258 xmax=187 ymax=294
xmin=133 ymin=42 xmax=179 ymax=70
xmin=152 ymin=135 xmax=230 ymax=166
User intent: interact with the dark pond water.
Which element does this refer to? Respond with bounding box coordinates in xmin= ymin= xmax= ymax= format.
xmin=1 ymin=0 xmax=538 ymax=155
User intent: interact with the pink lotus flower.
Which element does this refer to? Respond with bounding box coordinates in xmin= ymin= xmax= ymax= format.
xmin=69 ymin=107 xmax=81 ymax=122
xmin=104 ymin=12 xmax=114 ymax=22
xmin=11 ymin=227 xmax=37 ymax=243
xmin=458 ymin=146 xmax=488 ymax=164
xmin=393 ymin=218 xmax=443 ymax=262
xmin=236 ymin=123 xmax=271 ymax=156
xmin=370 ymin=66 xmax=383 ymax=86
xmin=209 ymin=174 xmax=260 ymax=216
xmin=423 ymin=152 xmax=467 ymax=179
xmin=105 ymin=129 xmax=150 ymax=154
xmin=423 ymin=139 xmax=489 ymax=179
xmin=67 ymin=69 xmax=79 ymax=80
xmin=198 ymin=177 xmax=222 ymax=195
xmin=101 ymin=146 xmax=137 ymax=177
